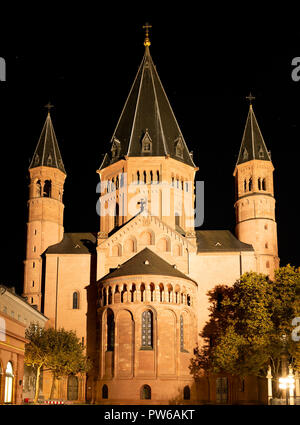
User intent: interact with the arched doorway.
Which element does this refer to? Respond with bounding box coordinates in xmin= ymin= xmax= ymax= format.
xmin=67 ymin=375 xmax=78 ymax=401
xmin=4 ymin=362 xmax=14 ymax=403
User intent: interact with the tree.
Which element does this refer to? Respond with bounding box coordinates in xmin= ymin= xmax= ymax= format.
xmin=25 ymin=325 xmax=91 ymax=402
xmin=25 ymin=323 xmax=50 ymax=403
xmin=190 ymin=266 xmax=300 ymax=397
xmin=46 ymin=328 xmax=91 ymax=399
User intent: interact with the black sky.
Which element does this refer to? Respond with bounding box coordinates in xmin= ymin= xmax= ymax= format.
xmin=0 ymin=10 xmax=299 ymax=293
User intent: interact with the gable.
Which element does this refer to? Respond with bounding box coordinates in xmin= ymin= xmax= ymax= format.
xmin=98 ymin=214 xmax=196 ymax=255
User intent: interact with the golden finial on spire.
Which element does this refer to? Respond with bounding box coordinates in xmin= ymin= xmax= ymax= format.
xmin=143 ymin=22 xmax=152 ymax=47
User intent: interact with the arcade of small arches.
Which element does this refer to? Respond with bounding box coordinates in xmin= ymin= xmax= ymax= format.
xmin=32 ymin=178 xmax=62 ymax=200
xmin=98 ymin=281 xmax=194 ymax=307
xmin=243 ymin=176 xmax=267 ymax=193
xmin=102 ymin=170 xmax=191 ymax=194
xmin=111 ymin=234 xmax=183 ymax=256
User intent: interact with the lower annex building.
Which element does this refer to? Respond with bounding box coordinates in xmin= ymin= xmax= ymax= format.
xmin=22 ymin=29 xmax=279 ymax=404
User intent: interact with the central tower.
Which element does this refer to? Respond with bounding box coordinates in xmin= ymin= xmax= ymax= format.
xmin=97 ymin=27 xmax=198 ymax=241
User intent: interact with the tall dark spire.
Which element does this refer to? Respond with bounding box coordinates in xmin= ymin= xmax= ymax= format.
xmin=99 ymin=27 xmax=195 ymax=170
xmin=29 ymin=106 xmax=66 ymax=173
xmin=236 ymin=95 xmax=272 ymax=166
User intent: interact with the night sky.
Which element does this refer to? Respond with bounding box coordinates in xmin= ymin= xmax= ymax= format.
xmin=0 ymin=10 xmax=299 ymax=294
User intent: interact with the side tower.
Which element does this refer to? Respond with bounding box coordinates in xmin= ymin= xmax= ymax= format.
xmin=233 ymin=95 xmax=279 ymax=278
xmin=23 ymin=106 xmax=66 ymax=310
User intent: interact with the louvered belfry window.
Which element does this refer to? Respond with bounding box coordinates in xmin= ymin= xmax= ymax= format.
xmin=141 ymin=310 xmax=153 ymax=349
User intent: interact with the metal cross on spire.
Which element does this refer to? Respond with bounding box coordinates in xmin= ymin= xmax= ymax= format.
xmin=143 ymin=22 xmax=152 ymax=47
xmin=246 ymin=92 xmax=255 ymax=105
xmin=45 ymin=102 xmax=54 ymax=113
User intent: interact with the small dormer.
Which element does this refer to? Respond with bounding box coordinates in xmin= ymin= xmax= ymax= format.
xmin=175 ymin=136 xmax=184 ymax=159
xmin=141 ymin=130 xmax=152 ymax=154
xmin=111 ymin=138 xmax=121 ymax=159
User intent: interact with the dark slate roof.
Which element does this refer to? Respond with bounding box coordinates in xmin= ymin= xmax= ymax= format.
xmin=196 ymin=230 xmax=254 ymax=252
xmin=29 ymin=112 xmax=66 ymax=173
xmin=99 ymin=247 xmax=197 ymax=284
xmin=236 ymin=104 xmax=272 ymax=166
xmin=45 ymin=233 xmax=96 ymax=254
xmin=99 ymin=46 xmax=195 ymax=170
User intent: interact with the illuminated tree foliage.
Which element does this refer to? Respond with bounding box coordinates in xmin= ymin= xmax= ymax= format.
xmin=25 ymin=325 xmax=91 ymax=402
xmin=190 ymin=266 xmax=300 ymax=393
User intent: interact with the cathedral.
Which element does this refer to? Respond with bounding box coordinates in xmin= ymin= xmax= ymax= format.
xmin=23 ymin=28 xmax=279 ymax=404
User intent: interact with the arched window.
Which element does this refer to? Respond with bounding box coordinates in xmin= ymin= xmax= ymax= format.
xmin=114 ymin=203 xmax=119 ymax=228
xmin=140 ymin=283 xmax=145 ymax=302
xmin=141 ymin=310 xmax=153 ymax=349
xmin=156 ymin=170 xmax=159 ymax=183
xmin=150 ymin=283 xmax=155 ymax=302
xmin=107 ymin=309 xmax=115 ymax=351
xmin=183 ymin=385 xmax=190 ymax=400
xmin=72 ymin=292 xmax=79 ymax=309
xmin=262 ymin=178 xmax=266 ymax=191
xmin=43 ymin=180 xmax=52 ymax=197
xmin=150 ymin=170 xmax=153 ymax=183
xmin=102 ymin=384 xmax=108 ymax=399
xmin=248 ymin=177 xmax=252 ymax=192
xmin=258 ymin=178 xmax=261 ymax=190
xmin=108 ymin=287 xmax=113 ymax=304
xmin=36 ymin=180 xmax=42 ymax=197
xmin=67 ymin=375 xmax=78 ymax=401
xmin=130 ymin=284 xmax=136 ymax=302
xmin=137 ymin=171 xmax=140 ymax=184
xmin=159 ymin=284 xmax=164 ymax=302
xmin=140 ymin=384 xmax=151 ymax=400
xmin=4 ymin=362 xmax=14 ymax=403
xmin=143 ymin=171 xmax=147 ymax=184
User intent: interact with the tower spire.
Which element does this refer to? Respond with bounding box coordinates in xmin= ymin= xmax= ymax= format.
xmin=29 ymin=106 xmax=66 ymax=173
xmin=235 ymin=95 xmax=271 ymax=166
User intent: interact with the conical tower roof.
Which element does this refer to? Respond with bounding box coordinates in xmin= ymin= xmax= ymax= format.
xmin=236 ymin=100 xmax=272 ymax=166
xmin=29 ymin=110 xmax=66 ymax=173
xmin=100 ymin=41 xmax=195 ymax=170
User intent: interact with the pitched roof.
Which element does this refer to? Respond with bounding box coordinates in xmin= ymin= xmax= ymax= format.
xmin=99 ymin=247 xmax=197 ymax=284
xmin=29 ymin=111 xmax=66 ymax=173
xmin=236 ymin=104 xmax=272 ymax=166
xmin=196 ymin=230 xmax=254 ymax=252
xmin=45 ymin=233 xmax=96 ymax=254
xmin=99 ymin=45 xmax=195 ymax=169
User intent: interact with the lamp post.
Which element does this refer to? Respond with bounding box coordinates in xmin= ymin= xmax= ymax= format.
xmin=279 ymin=369 xmax=295 ymax=405
xmin=266 ymin=365 xmax=273 ymax=405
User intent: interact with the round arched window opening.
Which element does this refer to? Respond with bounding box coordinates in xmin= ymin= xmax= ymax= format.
xmin=102 ymin=384 xmax=108 ymax=399
xmin=140 ymin=384 xmax=151 ymax=400
xmin=4 ymin=362 xmax=14 ymax=403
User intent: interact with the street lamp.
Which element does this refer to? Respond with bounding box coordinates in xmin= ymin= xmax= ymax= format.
xmin=279 ymin=366 xmax=295 ymax=405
